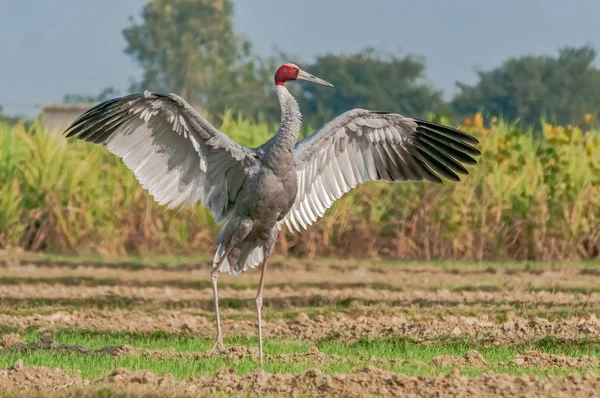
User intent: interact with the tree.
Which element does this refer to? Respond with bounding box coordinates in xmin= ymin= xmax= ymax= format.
xmin=123 ymin=0 xmax=272 ymax=120
xmin=294 ymin=49 xmax=446 ymax=129
xmin=452 ymin=46 xmax=600 ymax=126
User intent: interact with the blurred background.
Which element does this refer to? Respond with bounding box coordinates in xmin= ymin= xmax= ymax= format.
xmin=1 ymin=0 xmax=600 ymax=261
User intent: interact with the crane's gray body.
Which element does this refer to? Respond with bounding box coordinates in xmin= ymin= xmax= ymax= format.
xmin=64 ymin=83 xmax=480 ymax=276
xmin=212 ymin=86 xmax=300 ymax=273
xmin=249 ymin=85 xmax=301 ymax=231
xmin=216 ymin=154 xmax=296 ymax=273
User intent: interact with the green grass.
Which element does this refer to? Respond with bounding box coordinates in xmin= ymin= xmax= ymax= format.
xmin=1 ymin=330 xmax=599 ymax=380
xmin=1 ymin=349 xmax=592 ymax=380
xmin=0 ymin=350 xmax=332 ymax=379
xmin=321 ymin=335 xmax=600 ymax=361
xmin=40 ymin=330 xmax=309 ymax=354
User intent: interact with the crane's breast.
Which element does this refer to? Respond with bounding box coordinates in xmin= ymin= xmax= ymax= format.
xmin=249 ymin=167 xmax=297 ymax=226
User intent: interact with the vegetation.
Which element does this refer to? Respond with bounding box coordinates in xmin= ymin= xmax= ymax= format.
xmin=292 ymin=49 xmax=446 ymax=128
xmin=1 ymin=331 xmax=598 ymax=379
xmin=452 ymin=46 xmax=600 ymax=126
xmin=0 ymin=111 xmax=599 ymax=260
xmin=2 ymin=2 xmax=600 ymax=261
xmin=123 ymin=0 xmax=276 ymax=121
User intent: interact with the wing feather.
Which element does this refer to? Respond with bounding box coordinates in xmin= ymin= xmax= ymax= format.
xmin=65 ymin=91 xmax=256 ymax=222
xmin=280 ymin=110 xmax=480 ymax=232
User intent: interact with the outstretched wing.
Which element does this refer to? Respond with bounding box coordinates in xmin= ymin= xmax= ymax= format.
xmin=64 ymin=91 xmax=256 ymax=224
xmin=280 ymin=109 xmax=480 ymax=232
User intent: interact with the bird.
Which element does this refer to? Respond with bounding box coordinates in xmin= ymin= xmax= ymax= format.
xmin=64 ymin=62 xmax=480 ymax=363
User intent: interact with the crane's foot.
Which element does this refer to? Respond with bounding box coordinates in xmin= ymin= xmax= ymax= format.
xmin=207 ymin=339 xmax=229 ymax=356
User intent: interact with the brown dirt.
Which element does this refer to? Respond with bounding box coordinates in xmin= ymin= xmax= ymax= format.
xmin=3 ymin=310 xmax=600 ymax=345
xmin=4 ymin=261 xmax=600 ymax=294
xmin=1 ymin=364 xmax=600 ymax=397
xmin=4 ymin=260 xmax=600 ymax=396
xmin=2 ymin=283 xmax=600 ymax=320
xmin=514 ymin=351 xmax=600 ymax=368
xmin=432 ymin=350 xmax=489 ymax=368
xmin=3 ymin=261 xmax=600 ymax=323
xmin=0 ymin=360 xmax=88 ymax=392
xmin=1 ymin=334 xmax=23 ymax=349
xmin=115 ymin=344 xmax=349 ymax=364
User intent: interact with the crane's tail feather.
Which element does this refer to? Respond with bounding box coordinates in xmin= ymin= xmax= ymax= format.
xmin=213 ymin=240 xmax=264 ymax=275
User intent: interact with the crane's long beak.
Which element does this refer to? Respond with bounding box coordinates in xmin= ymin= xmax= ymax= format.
xmin=297 ymin=69 xmax=333 ymax=87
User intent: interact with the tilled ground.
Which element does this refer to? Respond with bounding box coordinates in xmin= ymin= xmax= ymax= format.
xmin=3 ymin=310 xmax=600 ymax=345
xmin=2 ymin=362 xmax=600 ymax=397
xmin=1 ymin=258 xmax=600 ymax=397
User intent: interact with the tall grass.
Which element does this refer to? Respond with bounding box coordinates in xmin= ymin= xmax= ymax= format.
xmin=1 ymin=113 xmax=599 ymax=260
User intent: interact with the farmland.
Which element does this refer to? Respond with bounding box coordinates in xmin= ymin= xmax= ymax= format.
xmin=2 ymin=116 xmax=600 ymax=396
xmin=1 ymin=255 xmax=600 ymax=396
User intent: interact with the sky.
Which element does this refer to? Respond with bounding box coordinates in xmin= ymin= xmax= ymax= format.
xmin=1 ymin=0 xmax=599 ymax=117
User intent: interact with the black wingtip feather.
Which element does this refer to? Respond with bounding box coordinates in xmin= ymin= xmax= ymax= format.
xmin=63 ymin=94 xmax=144 ymax=139
xmin=417 ymin=133 xmax=479 ymax=165
xmin=415 ymin=147 xmax=461 ymax=182
xmin=413 ymin=119 xmax=480 ymax=146
xmin=404 ymin=118 xmax=481 ymax=183
xmin=414 ymin=138 xmax=469 ymax=175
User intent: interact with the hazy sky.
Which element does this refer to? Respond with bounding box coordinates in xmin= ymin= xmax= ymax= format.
xmin=1 ymin=0 xmax=599 ymax=117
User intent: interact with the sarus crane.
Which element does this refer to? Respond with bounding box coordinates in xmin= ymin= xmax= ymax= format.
xmin=64 ymin=63 xmax=480 ymax=363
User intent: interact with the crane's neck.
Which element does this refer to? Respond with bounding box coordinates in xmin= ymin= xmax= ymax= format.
xmin=266 ymin=85 xmax=302 ymax=169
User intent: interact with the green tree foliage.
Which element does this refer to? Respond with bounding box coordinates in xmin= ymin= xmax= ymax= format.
xmin=123 ymin=0 xmax=274 ymax=121
xmin=295 ymin=49 xmax=446 ymax=128
xmin=452 ymin=46 xmax=600 ymax=126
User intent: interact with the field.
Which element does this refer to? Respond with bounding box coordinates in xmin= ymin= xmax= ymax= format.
xmin=3 ymin=115 xmax=600 ymax=261
xmin=2 ymin=116 xmax=600 ymax=396
xmin=1 ymin=255 xmax=600 ymax=396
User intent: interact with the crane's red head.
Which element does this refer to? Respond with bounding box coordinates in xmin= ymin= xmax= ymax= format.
xmin=274 ymin=63 xmax=300 ymax=86
xmin=274 ymin=63 xmax=333 ymax=87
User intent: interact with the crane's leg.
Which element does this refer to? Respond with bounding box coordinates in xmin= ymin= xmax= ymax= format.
xmin=207 ymin=248 xmax=232 ymax=356
xmin=255 ymin=256 xmax=269 ymax=364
